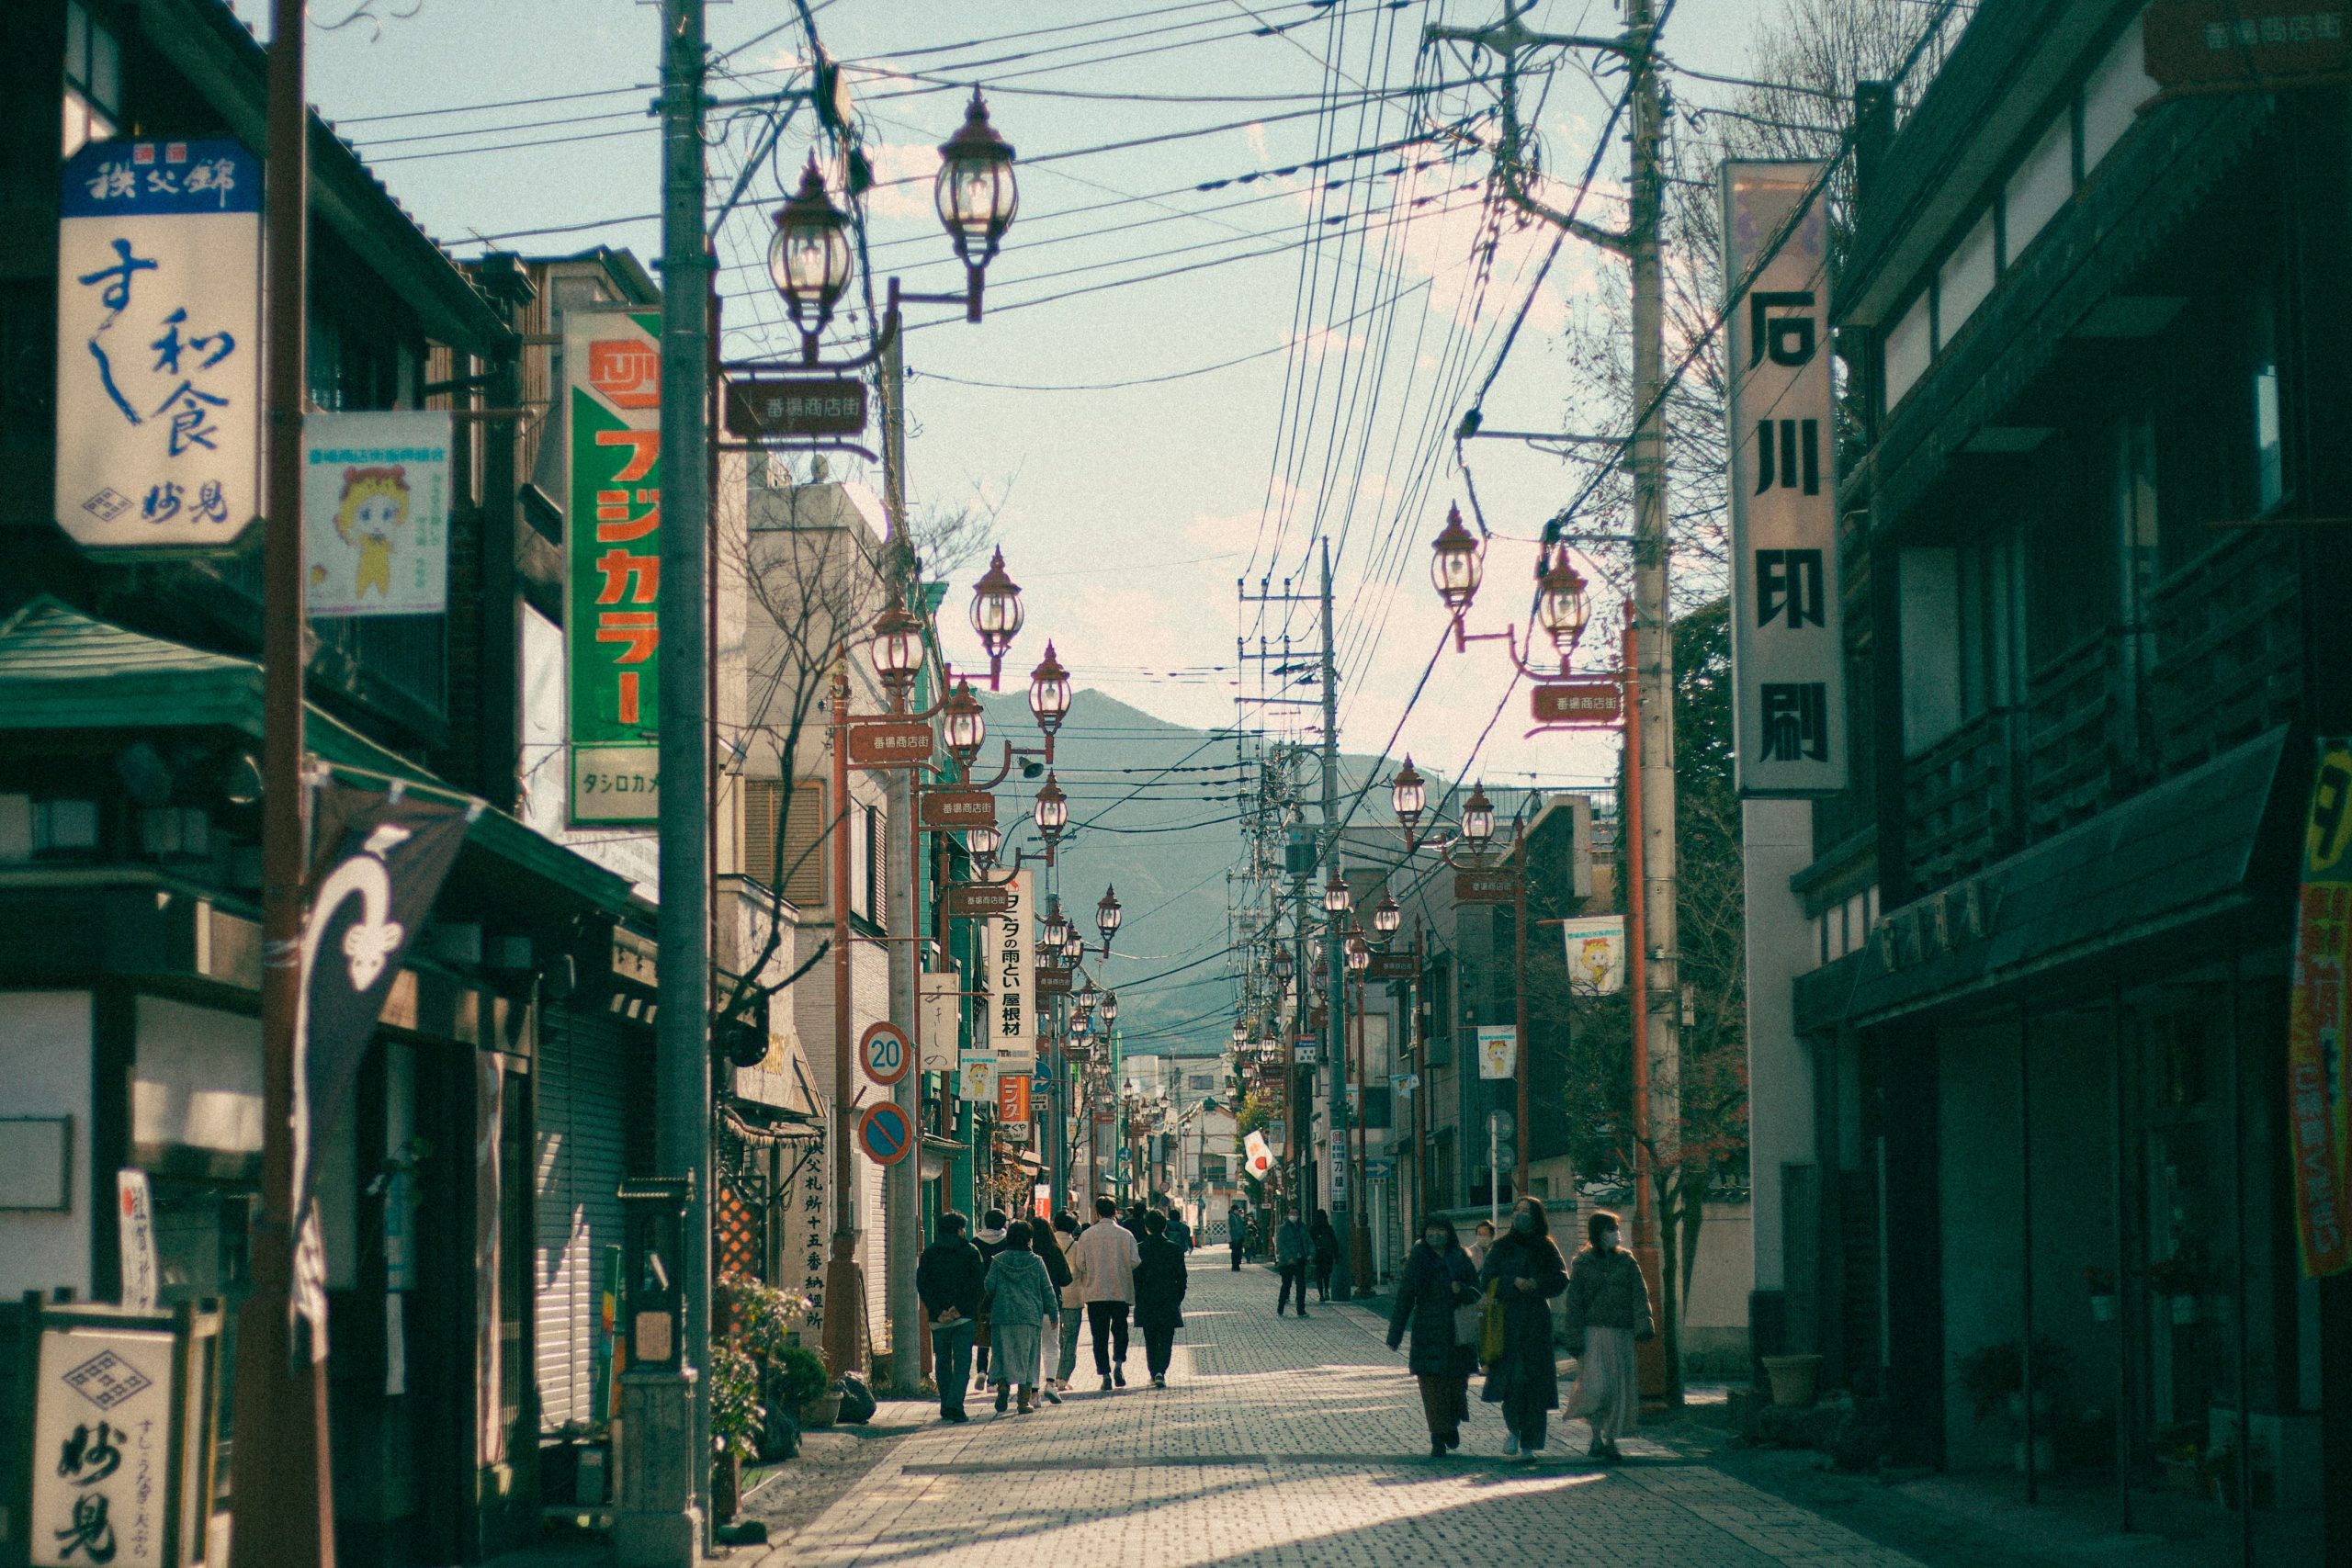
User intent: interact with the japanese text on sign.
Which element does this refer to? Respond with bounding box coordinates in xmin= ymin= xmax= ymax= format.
xmin=993 ymin=871 xmax=1036 ymax=1075
xmin=567 ymin=309 xmax=664 ymax=823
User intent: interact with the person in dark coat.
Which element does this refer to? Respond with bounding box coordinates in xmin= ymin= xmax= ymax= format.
xmin=970 ymin=1207 xmax=1009 ymax=1389
xmin=1385 ymin=1213 xmax=1481 ymax=1457
xmin=1132 ymin=1210 xmax=1190 ymax=1388
xmin=1030 ymin=1214 xmax=1077 ymax=1404
xmin=1227 ymin=1203 xmax=1251 ymax=1269
xmin=1563 ymin=1207 xmax=1654 ymax=1461
xmin=1309 ymin=1209 xmax=1340 ymax=1301
xmin=915 ymin=1212 xmax=986 ymax=1423
xmin=1479 ymin=1196 xmax=1569 ymax=1459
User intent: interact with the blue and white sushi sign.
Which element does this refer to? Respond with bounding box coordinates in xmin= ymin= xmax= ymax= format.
xmin=54 ymin=137 xmax=262 ymax=551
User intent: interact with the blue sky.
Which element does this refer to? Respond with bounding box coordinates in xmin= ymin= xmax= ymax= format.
xmin=251 ymin=0 xmax=1778 ymax=795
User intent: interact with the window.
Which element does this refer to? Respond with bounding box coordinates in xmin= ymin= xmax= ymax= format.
xmin=1956 ymin=530 xmax=2026 ymax=721
xmin=2252 ymin=297 xmax=2283 ymax=513
xmin=1938 ymin=210 xmax=1999 ymax=343
xmin=2004 ymin=112 xmax=2075 ymax=264
xmin=2081 ymin=17 xmax=2156 ymax=175
xmin=62 ymin=2 xmax=122 ymax=161
xmin=1885 ymin=292 xmax=1933 ymax=408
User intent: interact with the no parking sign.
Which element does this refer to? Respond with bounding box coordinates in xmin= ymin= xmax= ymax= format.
xmin=857 ymin=1101 xmax=914 ymax=1167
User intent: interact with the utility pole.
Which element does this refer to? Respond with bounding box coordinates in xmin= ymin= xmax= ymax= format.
xmin=228 ymin=3 xmax=331 ymax=1563
xmin=1317 ymin=538 xmax=1355 ymax=1302
xmin=1428 ymin=0 xmax=1679 ymax=1401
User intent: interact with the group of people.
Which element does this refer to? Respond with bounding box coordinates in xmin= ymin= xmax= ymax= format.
xmin=916 ymin=1194 xmax=1193 ymax=1421
xmin=1385 ymin=1197 xmax=1654 ymax=1461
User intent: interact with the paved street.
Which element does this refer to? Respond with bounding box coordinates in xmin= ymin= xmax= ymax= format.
xmin=748 ymin=1250 xmax=1926 ymax=1568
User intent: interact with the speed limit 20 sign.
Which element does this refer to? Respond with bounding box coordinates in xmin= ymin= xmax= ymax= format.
xmin=859 ymin=1021 xmax=911 ymax=1087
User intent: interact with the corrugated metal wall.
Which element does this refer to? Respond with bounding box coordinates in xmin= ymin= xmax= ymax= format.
xmin=534 ymin=1005 xmax=631 ymax=1431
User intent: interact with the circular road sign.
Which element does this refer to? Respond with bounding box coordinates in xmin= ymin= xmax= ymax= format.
xmin=859 ymin=1021 xmax=911 ymax=1088
xmin=857 ymin=1101 xmax=915 ymax=1167
xmin=1487 ymin=1108 xmax=1516 ymax=1139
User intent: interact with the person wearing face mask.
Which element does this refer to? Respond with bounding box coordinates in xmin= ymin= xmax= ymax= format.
xmin=1477 ymin=1197 xmax=1570 ymax=1460
xmin=1563 ymin=1208 xmax=1654 ymax=1461
xmin=1385 ymin=1214 xmax=1481 ymax=1458
xmin=1465 ymin=1218 xmax=1497 ymax=1271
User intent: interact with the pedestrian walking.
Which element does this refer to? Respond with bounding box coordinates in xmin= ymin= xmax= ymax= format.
xmin=1563 ymin=1209 xmax=1653 ymax=1461
xmin=980 ymin=1220 xmax=1056 ymax=1415
xmin=1465 ymin=1218 xmax=1496 ymax=1272
xmin=915 ymin=1211 xmax=985 ymax=1424
xmin=1134 ymin=1210 xmax=1189 ymax=1388
xmin=1069 ymin=1196 xmax=1140 ymax=1390
xmin=1478 ymin=1197 xmax=1569 ymax=1459
xmin=1227 ymin=1202 xmax=1251 ymax=1269
xmin=1050 ymin=1211 xmax=1087 ymax=1391
xmin=1031 ymin=1211 xmax=1076 ymax=1405
xmin=1385 ymin=1214 xmax=1481 ymax=1457
xmin=971 ymin=1208 xmax=1009 ymax=1390
xmin=1273 ymin=1210 xmax=1311 ymax=1317
xmin=1164 ymin=1203 xmax=1193 ymax=1253
xmin=1309 ymin=1208 xmax=1339 ymax=1302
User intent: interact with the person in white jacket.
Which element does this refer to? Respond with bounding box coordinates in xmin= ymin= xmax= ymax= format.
xmin=1069 ymin=1195 xmax=1141 ymax=1391
xmin=1049 ymin=1211 xmax=1087 ymax=1392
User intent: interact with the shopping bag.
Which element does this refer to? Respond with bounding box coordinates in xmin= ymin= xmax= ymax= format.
xmin=1477 ymin=1281 xmax=1507 ymax=1365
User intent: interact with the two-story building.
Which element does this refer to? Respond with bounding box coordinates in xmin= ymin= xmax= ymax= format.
xmin=1751 ymin=2 xmax=2349 ymax=1554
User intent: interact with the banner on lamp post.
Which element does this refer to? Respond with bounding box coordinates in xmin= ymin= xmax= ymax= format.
xmin=1560 ymin=915 xmax=1628 ymax=995
xmin=1723 ymin=160 xmax=1845 ymax=796
xmin=54 ymin=138 xmax=262 ymax=552
xmin=1475 ymin=1025 xmax=1518 ymax=1081
xmin=304 ymin=411 xmax=452 ymax=615
xmin=992 ymin=870 xmax=1036 ymax=1075
xmin=565 ymin=306 xmax=663 ymax=823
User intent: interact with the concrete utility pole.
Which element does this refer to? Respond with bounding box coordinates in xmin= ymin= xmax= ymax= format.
xmin=1427 ymin=0 xmax=1679 ymax=1399
xmin=1317 ymin=538 xmax=1355 ymax=1302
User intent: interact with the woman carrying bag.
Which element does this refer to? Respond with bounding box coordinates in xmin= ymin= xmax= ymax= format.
xmin=979 ymin=1221 xmax=1056 ymax=1415
xmin=1478 ymin=1196 xmax=1569 ymax=1459
xmin=1385 ymin=1214 xmax=1482 ymax=1458
xmin=1563 ymin=1208 xmax=1653 ymax=1461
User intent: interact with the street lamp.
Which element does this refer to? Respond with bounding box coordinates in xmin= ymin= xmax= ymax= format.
xmin=942 ymin=677 xmax=986 ymax=765
xmin=1323 ymin=872 xmax=1351 ymax=916
xmin=965 ymin=823 xmax=1001 ymax=864
xmin=1429 ymin=501 xmax=1485 ymax=639
xmin=1033 ymin=772 xmax=1068 ymax=845
xmin=1079 ymin=980 xmax=1102 ymax=1013
xmin=865 ymin=587 xmax=924 ymax=706
xmin=1061 ymin=929 xmax=1084 ymax=968
xmin=1372 ymin=890 xmax=1402 ymax=939
xmin=1535 ymin=557 xmax=1591 ymax=660
xmin=1271 ymin=944 xmax=1294 ymax=979
xmin=769 ymin=158 xmax=855 ymax=366
xmin=934 ymin=88 xmax=1020 ymax=321
xmin=1042 ymin=896 xmax=1071 ymax=953
xmin=1390 ymin=756 xmax=1426 ymax=834
xmin=1232 ymin=1019 xmax=1248 ymax=1048
xmin=1028 ymin=641 xmax=1071 ymax=759
xmin=1346 ymin=931 xmax=1371 ymax=973
xmin=1096 ymin=885 xmax=1122 ymax=953
xmin=1100 ymin=990 xmax=1119 ymax=1025
xmin=1461 ymin=783 xmax=1497 ymax=852
xmin=969 ymin=547 xmax=1023 ymax=690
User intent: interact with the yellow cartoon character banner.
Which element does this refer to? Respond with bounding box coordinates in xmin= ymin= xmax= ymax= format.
xmin=303 ymin=411 xmax=450 ymax=616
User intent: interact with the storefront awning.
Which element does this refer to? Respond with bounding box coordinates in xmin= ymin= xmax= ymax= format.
xmin=0 ymin=597 xmax=636 ymax=919
xmin=1795 ymin=726 xmax=2299 ymax=1032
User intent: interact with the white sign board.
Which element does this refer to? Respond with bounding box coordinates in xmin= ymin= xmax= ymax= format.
xmin=115 ymin=1170 xmax=157 ymax=1313
xmin=991 ymin=871 xmax=1036 ymax=1075
xmin=957 ymin=1054 xmax=998 ymax=1104
xmin=1560 ymin=914 xmax=1628 ymax=995
xmin=303 ymin=412 xmax=452 ymax=615
xmin=31 ymin=1325 xmax=175 ymax=1568
xmin=55 ymin=139 xmax=261 ymax=551
xmin=1724 ymin=160 xmax=1845 ymax=795
xmin=920 ymin=967 xmax=962 ymax=1073
xmin=1243 ymin=1129 xmax=1273 ymax=1179
xmin=1475 ymin=1024 xmax=1518 ymax=1081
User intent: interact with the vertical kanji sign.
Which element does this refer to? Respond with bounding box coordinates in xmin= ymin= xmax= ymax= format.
xmin=565 ymin=306 xmax=663 ymax=823
xmin=1723 ymin=161 xmax=1845 ymax=795
xmin=54 ymin=138 xmax=261 ymax=551
xmin=2289 ymin=738 xmax=2352 ymax=1279
xmin=992 ymin=871 xmax=1037 ymax=1075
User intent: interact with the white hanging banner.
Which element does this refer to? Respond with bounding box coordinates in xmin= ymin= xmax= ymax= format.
xmin=303 ymin=411 xmax=452 ymax=615
xmin=1475 ymin=1024 xmax=1518 ymax=1081
xmin=54 ymin=138 xmax=262 ymax=551
xmin=920 ymin=966 xmax=962 ymax=1074
xmin=1559 ymin=914 xmax=1627 ymax=995
xmin=958 ymin=1053 xmax=999 ymax=1104
xmin=1723 ymin=160 xmax=1846 ymax=796
xmin=991 ymin=871 xmax=1036 ymax=1075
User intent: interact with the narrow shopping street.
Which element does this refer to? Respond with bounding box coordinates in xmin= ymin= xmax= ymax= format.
xmin=743 ymin=1251 xmax=1917 ymax=1568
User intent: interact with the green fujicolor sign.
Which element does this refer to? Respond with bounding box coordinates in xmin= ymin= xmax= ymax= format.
xmin=565 ymin=307 xmax=662 ymax=823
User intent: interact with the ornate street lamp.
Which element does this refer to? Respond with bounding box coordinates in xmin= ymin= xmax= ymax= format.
xmin=1232 ymin=1020 xmax=1248 ymax=1047
xmin=1042 ymin=896 xmax=1071 ymax=953
xmin=769 ymin=159 xmax=855 ymax=366
xmin=1535 ymin=557 xmax=1591 ymax=661
xmin=1372 ymin=890 xmax=1402 ymax=939
xmin=1461 ymin=783 xmax=1496 ymax=852
xmin=1271 ymin=943 xmax=1294 ymax=976
xmin=1028 ymin=641 xmax=1071 ymax=759
xmin=942 ymin=677 xmax=986 ymax=765
xmin=1033 ymin=773 xmax=1068 ymax=850
xmin=1078 ymin=980 xmax=1102 ymax=1013
xmin=1061 ymin=929 xmax=1083 ymax=967
xmin=1390 ymin=756 xmax=1426 ymax=830
xmin=1100 ymin=990 xmax=1119 ymax=1024
xmin=1323 ymin=872 xmax=1351 ymax=916
xmin=969 ymin=547 xmax=1023 ymax=690
xmin=965 ymin=823 xmax=1001 ymax=864
xmin=1096 ymin=885 xmax=1122 ymax=952
xmin=1346 ymin=931 xmax=1371 ymax=973
xmin=934 ymin=88 xmax=1020 ymax=321
xmin=1429 ymin=501 xmax=1485 ymax=634
xmin=865 ymin=586 xmax=924 ymax=706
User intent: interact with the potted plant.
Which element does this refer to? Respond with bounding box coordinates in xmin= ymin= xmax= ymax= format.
xmin=2083 ymin=1266 xmax=2118 ymax=1324
xmin=2144 ymin=1252 xmax=2205 ymax=1323
xmin=1954 ymin=1337 xmax=2068 ymax=1472
xmin=708 ymin=1341 xmax=765 ymax=1518
xmin=775 ymin=1342 xmax=836 ymax=1427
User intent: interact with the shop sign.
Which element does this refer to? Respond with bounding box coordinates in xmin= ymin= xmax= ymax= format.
xmin=2145 ymin=1 xmax=2351 ymax=86
xmin=1723 ymin=161 xmax=1845 ymax=795
xmin=566 ymin=306 xmax=662 ymax=823
xmin=949 ymin=882 xmax=1013 ymax=919
xmin=54 ymin=138 xmax=262 ymax=552
xmin=991 ymin=870 xmax=1035 ymax=1075
xmin=847 ymin=721 xmax=933 ymax=770
xmin=2289 ymin=738 xmax=2352 ymax=1279
xmin=725 ymin=376 xmax=868 ymax=439
xmin=920 ymin=790 xmax=995 ymax=829
xmin=1454 ymin=871 xmax=1514 ymax=904
xmin=1531 ymin=680 xmax=1622 ymax=726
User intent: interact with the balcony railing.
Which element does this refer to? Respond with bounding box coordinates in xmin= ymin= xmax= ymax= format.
xmin=2150 ymin=529 xmax=2301 ymax=775
xmin=1902 ymin=707 xmax=2015 ymax=892
xmin=2023 ymin=628 xmax=2120 ymax=841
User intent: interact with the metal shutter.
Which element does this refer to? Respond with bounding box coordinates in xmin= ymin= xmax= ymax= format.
xmin=738 ymin=779 xmax=828 ymax=907
xmin=534 ymin=1006 xmax=631 ymax=1431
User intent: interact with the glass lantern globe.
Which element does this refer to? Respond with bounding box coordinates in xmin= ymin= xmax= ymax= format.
xmin=1390 ymin=757 xmax=1426 ymax=825
xmin=934 ymin=88 xmax=1019 ymax=267
xmin=1428 ymin=502 xmax=1485 ymax=613
xmin=942 ymin=678 xmax=986 ymax=762
xmin=1535 ymin=558 xmax=1591 ymax=656
xmin=1028 ymin=641 xmax=1071 ymax=734
xmin=1461 ymin=784 xmax=1496 ymax=848
xmin=968 ymin=547 xmax=1023 ymax=686
xmin=768 ymin=160 xmax=854 ymax=347
xmin=964 ymin=823 xmax=1001 ymax=863
xmin=1033 ymin=773 xmax=1068 ymax=837
xmin=1373 ymin=891 xmax=1402 ymax=937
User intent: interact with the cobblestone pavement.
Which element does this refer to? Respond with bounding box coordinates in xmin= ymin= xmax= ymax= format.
xmin=745 ymin=1249 xmax=1932 ymax=1568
